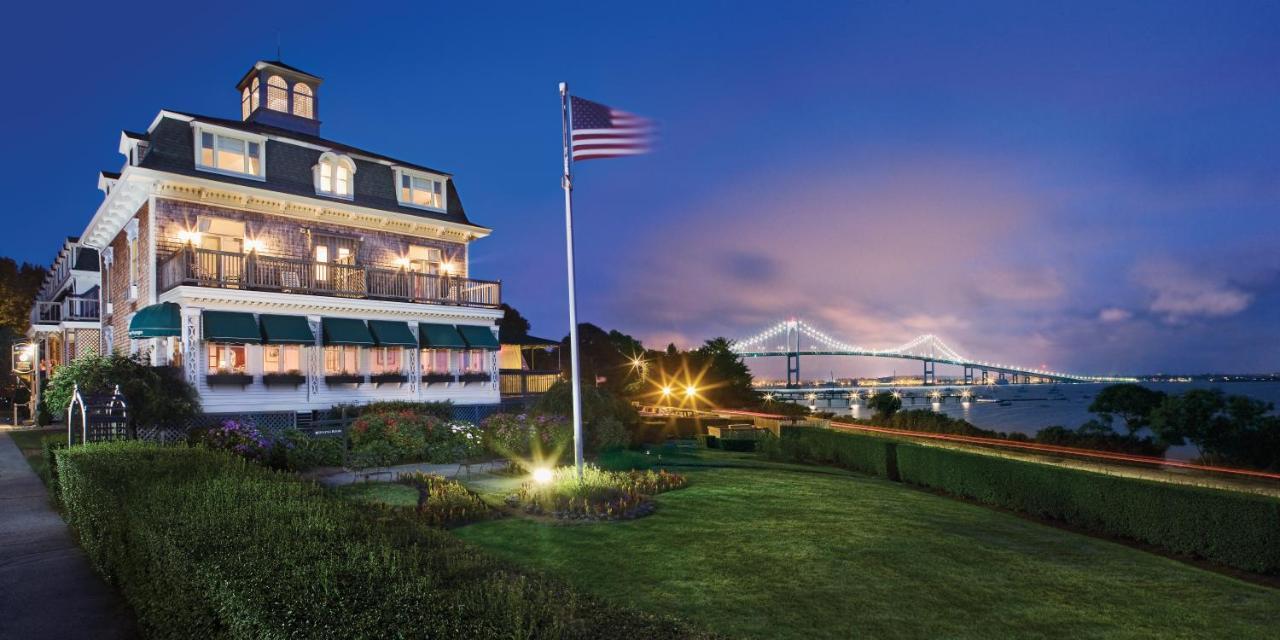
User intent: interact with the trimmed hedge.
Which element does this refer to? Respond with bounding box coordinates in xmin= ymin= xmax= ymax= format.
xmin=767 ymin=427 xmax=898 ymax=478
xmin=894 ymin=444 xmax=1280 ymax=574
xmin=56 ymin=441 xmax=716 ymax=639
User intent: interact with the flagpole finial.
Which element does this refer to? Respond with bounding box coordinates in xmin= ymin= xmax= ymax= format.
xmin=559 ymin=82 xmax=567 ymax=95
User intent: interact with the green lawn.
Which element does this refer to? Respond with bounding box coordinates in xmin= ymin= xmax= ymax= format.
xmin=7 ymin=427 xmax=59 ymax=483
xmin=454 ymin=466 xmax=1280 ymax=639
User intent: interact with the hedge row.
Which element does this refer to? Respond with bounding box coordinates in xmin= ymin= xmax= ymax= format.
xmin=894 ymin=445 xmax=1280 ymax=574
xmin=767 ymin=427 xmax=898 ymax=478
xmin=56 ymin=441 xmax=716 ymax=639
xmin=775 ymin=428 xmax=1280 ymax=575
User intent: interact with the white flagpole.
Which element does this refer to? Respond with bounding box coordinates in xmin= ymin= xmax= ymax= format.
xmin=559 ymin=82 xmax=586 ymax=480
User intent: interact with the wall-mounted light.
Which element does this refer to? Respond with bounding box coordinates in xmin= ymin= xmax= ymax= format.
xmin=394 ymin=257 xmax=411 ymax=269
xmin=177 ymin=230 xmax=202 ymax=245
xmin=243 ymin=238 xmax=266 ymax=253
xmin=440 ymin=261 xmax=456 ymax=275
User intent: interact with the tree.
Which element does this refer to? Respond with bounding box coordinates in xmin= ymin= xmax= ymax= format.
xmin=496 ymin=303 xmax=531 ymax=343
xmin=1088 ymin=384 xmax=1166 ymax=435
xmin=867 ymin=392 xmax=902 ymax=421
xmin=691 ymin=337 xmax=758 ymax=408
xmin=558 ymin=323 xmax=646 ymax=394
xmin=44 ymin=354 xmax=200 ymax=428
xmin=0 ymin=257 xmax=48 ymax=395
xmin=1149 ymin=389 xmax=1228 ymax=458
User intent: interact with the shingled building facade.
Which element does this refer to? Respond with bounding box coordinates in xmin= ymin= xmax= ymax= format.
xmin=74 ymin=60 xmax=503 ymax=421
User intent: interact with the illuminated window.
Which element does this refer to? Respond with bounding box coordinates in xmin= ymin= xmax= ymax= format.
xmin=241 ymin=87 xmax=251 ymax=119
xmin=372 ymin=347 xmax=402 ymax=374
xmin=396 ymin=169 xmax=445 ymax=210
xmin=420 ymin=348 xmax=451 ymax=373
xmin=197 ymin=128 xmax=264 ymax=178
xmin=263 ymin=344 xmax=301 ymax=374
xmin=266 ymin=75 xmax=289 ymax=112
xmin=314 ymin=152 xmax=356 ymax=198
xmin=196 ymin=217 xmax=246 ymax=253
xmin=251 ymin=78 xmax=260 ymax=111
xmin=324 ymin=345 xmax=360 ymax=374
xmin=292 ymin=83 xmax=314 ymax=118
xmin=406 ymin=245 xmax=443 ymax=273
xmin=463 ymin=349 xmax=487 ymax=373
xmin=207 ymin=343 xmax=246 ymax=374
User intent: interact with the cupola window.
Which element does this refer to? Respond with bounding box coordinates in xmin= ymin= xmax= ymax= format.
xmin=266 ymin=75 xmax=289 ymax=112
xmin=293 ymin=83 xmax=314 ymax=118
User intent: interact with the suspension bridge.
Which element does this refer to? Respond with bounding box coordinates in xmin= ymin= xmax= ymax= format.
xmin=731 ymin=319 xmax=1136 ymax=387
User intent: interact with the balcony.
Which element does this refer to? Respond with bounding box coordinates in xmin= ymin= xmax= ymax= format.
xmin=499 ymin=369 xmax=561 ymax=396
xmin=31 ymin=296 xmax=101 ymax=326
xmin=158 ymin=246 xmax=501 ymax=308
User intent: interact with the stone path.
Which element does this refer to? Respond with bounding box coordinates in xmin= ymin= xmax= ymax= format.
xmin=0 ymin=431 xmax=137 ymax=639
xmin=307 ymin=459 xmax=508 ymax=487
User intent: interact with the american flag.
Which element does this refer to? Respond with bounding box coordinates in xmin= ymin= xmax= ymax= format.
xmin=570 ymin=96 xmax=654 ymax=162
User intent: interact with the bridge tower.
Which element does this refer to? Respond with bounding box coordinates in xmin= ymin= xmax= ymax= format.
xmin=922 ymin=360 xmax=936 ymax=386
xmin=962 ymin=365 xmax=974 ymax=385
xmin=785 ymin=320 xmax=800 ymax=388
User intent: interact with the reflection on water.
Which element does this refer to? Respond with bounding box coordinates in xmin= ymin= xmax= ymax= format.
xmin=816 ymin=381 xmax=1280 ymax=461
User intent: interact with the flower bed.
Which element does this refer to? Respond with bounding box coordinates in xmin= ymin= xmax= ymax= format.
xmin=505 ymin=465 xmax=688 ymax=521
xmin=349 ymin=410 xmax=484 ymax=464
xmin=395 ymin=471 xmax=497 ymax=527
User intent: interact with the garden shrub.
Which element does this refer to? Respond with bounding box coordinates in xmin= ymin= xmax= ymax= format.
xmin=533 ymin=381 xmax=639 ymax=450
xmin=768 ymin=427 xmax=897 ymax=477
xmin=591 ymin=416 xmax=630 ymax=452
xmin=189 ymin=419 xmax=274 ymax=461
xmin=44 ymin=354 xmax=199 ymax=427
xmin=395 ymin=471 xmax=497 ymax=527
xmin=347 ymin=410 xmax=483 ymax=465
xmin=41 ymin=434 xmax=66 ymax=497
xmin=279 ymin=430 xmax=345 ymax=470
xmin=362 ymin=400 xmax=455 ymax=421
xmin=482 ymin=413 xmax=573 ymax=462
xmin=506 ymin=465 xmax=688 ymax=521
xmin=55 ymin=441 xmax=715 ymax=639
xmin=894 ymin=444 xmax=1280 ymax=574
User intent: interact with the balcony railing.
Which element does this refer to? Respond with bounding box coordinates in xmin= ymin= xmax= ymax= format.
xmin=499 ymin=369 xmax=561 ymax=396
xmin=31 ymin=296 xmax=101 ymax=325
xmin=158 ymin=247 xmax=501 ymax=308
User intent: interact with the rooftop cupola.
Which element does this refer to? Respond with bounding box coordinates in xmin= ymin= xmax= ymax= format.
xmin=236 ymin=60 xmax=323 ymax=136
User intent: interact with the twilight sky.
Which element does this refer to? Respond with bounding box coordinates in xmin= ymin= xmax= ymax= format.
xmin=2 ymin=1 xmax=1278 ymax=377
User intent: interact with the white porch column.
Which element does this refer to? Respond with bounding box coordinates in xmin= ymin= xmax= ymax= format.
xmin=181 ymin=307 xmax=202 ymax=389
xmin=307 ymin=316 xmax=322 ymax=401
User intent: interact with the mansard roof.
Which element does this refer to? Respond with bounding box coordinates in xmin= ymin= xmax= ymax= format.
xmin=134 ymin=111 xmax=484 ymax=231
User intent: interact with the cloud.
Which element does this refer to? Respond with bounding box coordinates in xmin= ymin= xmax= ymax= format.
xmin=1098 ymin=307 xmax=1133 ymax=323
xmin=1132 ymin=261 xmax=1252 ymax=322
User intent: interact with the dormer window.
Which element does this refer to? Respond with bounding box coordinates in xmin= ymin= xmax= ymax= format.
xmin=194 ymin=124 xmax=266 ymax=180
xmin=395 ymin=168 xmax=446 ymax=211
xmin=314 ymin=152 xmax=356 ymax=198
xmin=267 ymin=75 xmax=289 ymax=112
xmin=293 ymin=83 xmax=314 ymax=118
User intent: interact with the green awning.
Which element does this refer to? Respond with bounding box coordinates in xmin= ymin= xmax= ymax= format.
xmin=322 ymin=317 xmax=375 ymax=346
xmin=418 ymin=323 xmax=466 ymax=349
xmin=128 ymin=303 xmax=181 ymax=338
xmin=259 ymin=314 xmax=314 ymax=344
xmin=203 ymin=311 xmax=262 ymax=343
xmin=368 ymin=320 xmax=418 ymax=347
xmin=458 ymin=325 xmax=500 ymax=350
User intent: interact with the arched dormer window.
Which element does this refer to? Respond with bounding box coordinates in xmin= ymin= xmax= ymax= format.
xmin=292 ymin=83 xmax=314 ymax=118
xmin=241 ymin=87 xmax=251 ymax=119
xmin=266 ymin=75 xmax=289 ymax=112
xmin=250 ymin=77 xmax=260 ymax=111
xmin=314 ymin=152 xmax=356 ymax=198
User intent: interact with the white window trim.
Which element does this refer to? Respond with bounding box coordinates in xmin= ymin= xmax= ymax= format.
xmin=313 ymin=152 xmax=357 ymax=200
xmin=191 ymin=123 xmax=267 ymax=181
xmin=393 ymin=167 xmax=447 ymax=213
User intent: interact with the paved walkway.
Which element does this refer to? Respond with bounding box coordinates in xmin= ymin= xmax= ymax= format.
xmin=0 ymin=432 xmax=137 ymax=639
xmin=308 ymin=459 xmax=508 ymax=487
